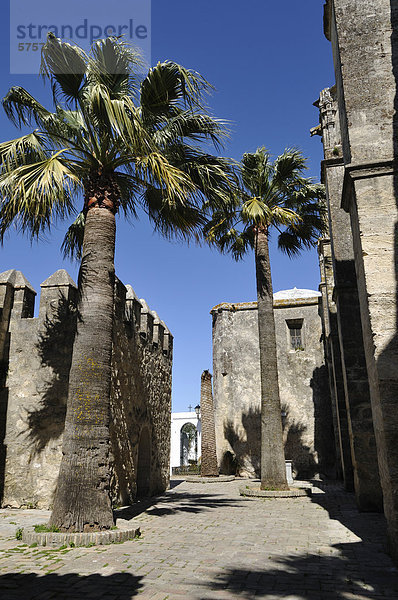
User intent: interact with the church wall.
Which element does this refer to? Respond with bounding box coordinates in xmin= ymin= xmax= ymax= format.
xmin=211 ymin=295 xmax=334 ymax=479
xmin=324 ymin=0 xmax=398 ymax=557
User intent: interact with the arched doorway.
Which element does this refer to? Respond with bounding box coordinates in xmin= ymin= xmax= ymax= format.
xmin=180 ymin=422 xmax=198 ymax=466
xmin=136 ymin=426 xmax=151 ymax=498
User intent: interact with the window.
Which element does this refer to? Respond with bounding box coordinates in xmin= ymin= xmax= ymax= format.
xmin=287 ymin=319 xmax=304 ymax=350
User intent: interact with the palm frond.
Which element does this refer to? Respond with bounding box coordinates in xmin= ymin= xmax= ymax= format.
xmin=0 ymin=151 xmax=80 ymax=240
xmin=270 ymin=206 xmax=301 ymax=227
xmin=86 ymin=84 xmax=153 ymax=155
xmin=176 ymin=152 xmax=239 ymax=211
xmin=273 ymin=148 xmax=307 ymax=184
xmin=88 ymin=37 xmax=145 ymax=99
xmin=141 ymin=185 xmax=206 ymax=241
xmin=241 ymin=148 xmax=271 ymax=196
xmin=40 ymin=34 xmax=87 ymax=103
xmin=140 ymin=61 xmax=213 ymax=126
xmin=277 ymin=231 xmax=303 ymax=257
xmin=204 ymin=212 xmax=253 ymax=260
xmin=0 ymin=132 xmax=48 ymax=169
xmin=112 ymin=171 xmax=140 ymax=217
xmin=61 ymin=211 xmax=85 ymax=260
xmin=242 ymin=196 xmax=271 ymax=225
xmin=135 ymin=152 xmax=196 ymax=204
xmin=154 ymin=112 xmax=229 ymax=151
xmin=3 ymin=87 xmax=52 ymax=128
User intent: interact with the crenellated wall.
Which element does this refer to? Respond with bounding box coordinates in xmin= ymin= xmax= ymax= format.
xmin=0 ymin=269 xmax=172 ymax=509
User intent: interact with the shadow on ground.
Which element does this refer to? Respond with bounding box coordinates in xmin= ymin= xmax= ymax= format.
xmin=197 ymin=482 xmax=397 ymax=599
xmin=200 ymin=546 xmax=398 ymax=599
xmin=115 ymin=489 xmax=248 ymax=520
xmin=0 ymin=572 xmax=143 ymax=600
xmin=310 ymin=480 xmax=388 ymax=547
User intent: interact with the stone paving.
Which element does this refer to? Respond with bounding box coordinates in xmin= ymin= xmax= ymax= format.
xmin=0 ymin=478 xmax=397 ymax=599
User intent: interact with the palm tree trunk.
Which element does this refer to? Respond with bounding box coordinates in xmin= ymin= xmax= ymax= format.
xmin=255 ymin=228 xmax=288 ymax=490
xmin=50 ymin=205 xmax=116 ymax=531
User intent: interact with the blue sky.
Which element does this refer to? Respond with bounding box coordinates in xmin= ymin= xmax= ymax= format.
xmin=0 ymin=1 xmax=335 ymax=412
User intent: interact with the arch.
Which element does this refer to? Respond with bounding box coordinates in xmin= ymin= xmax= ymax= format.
xmin=180 ymin=422 xmax=198 ymax=466
xmin=136 ymin=426 xmax=151 ymax=498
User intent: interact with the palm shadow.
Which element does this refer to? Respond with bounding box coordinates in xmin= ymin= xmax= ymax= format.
xmin=222 ymin=407 xmax=261 ymax=476
xmin=24 ymin=295 xmax=77 ymax=454
xmin=200 ymin=481 xmax=397 ymax=598
xmin=281 ymin=403 xmax=318 ymax=480
xmin=115 ymin=491 xmax=248 ymax=520
xmin=0 ymin=572 xmax=143 ymax=600
xmin=222 ymin=404 xmax=322 ymax=480
xmin=200 ymin=546 xmax=398 ymax=599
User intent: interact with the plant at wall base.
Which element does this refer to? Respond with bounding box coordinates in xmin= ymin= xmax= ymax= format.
xmin=0 ymin=35 xmax=237 ymax=531
xmin=205 ymin=147 xmax=326 ymax=490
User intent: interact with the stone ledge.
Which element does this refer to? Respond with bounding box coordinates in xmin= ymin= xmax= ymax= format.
xmin=239 ymin=486 xmax=311 ymax=498
xmin=21 ymin=525 xmax=141 ymax=547
xmin=185 ymin=475 xmax=235 ymax=483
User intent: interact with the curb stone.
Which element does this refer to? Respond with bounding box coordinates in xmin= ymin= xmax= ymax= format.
xmin=21 ymin=525 xmax=141 ymax=547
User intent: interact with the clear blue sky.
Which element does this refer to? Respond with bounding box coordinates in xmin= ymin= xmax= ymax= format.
xmin=0 ymin=1 xmax=334 ymax=411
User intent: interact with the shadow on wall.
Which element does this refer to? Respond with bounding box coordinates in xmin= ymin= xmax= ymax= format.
xmin=0 ymin=329 xmax=10 ymax=503
xmin=281 ymin=403 xmax=318 ymax=480
xmin=222 ymin=402 xmax=326 ymax=480
xmin=222 ymin=407 xmax=261 ymax=476
xmin=311 ymin=364 xmax=336 ymax=478
xmin=26 ymin=295 xmax=77 ymax=454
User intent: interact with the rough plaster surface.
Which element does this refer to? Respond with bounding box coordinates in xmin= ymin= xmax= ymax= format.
xmin=211 ymin=297 xmax=334 ymax=479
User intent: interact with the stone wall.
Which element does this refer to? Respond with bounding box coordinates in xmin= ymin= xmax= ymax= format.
xmin=322 ymin=0 xmax=398 ymax=559
xmin=211 ymin=291 xmax=335 ymax=479
xmin=0 ymin=269 xmax=172 ymax=509
xmin=313 ymin=86 xmax=382 ymax=511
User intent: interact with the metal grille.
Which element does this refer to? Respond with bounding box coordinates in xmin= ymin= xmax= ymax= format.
xmin=290 ymin=327 xmax=303 ymax=350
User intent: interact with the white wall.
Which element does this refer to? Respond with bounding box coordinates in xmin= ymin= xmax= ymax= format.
xmin=170 ymin=412 xmax=202 ymax=471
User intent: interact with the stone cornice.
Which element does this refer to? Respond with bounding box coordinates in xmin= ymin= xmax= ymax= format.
xmin=323 ymin=0 xmax=332 ymax=42
xmin=342 ymin=159 xmax=397 ymax=211
xmin=321 ymin=157 xmax=344 ymax=183
xmin=210 ymin=297 xmax=320 ymax=314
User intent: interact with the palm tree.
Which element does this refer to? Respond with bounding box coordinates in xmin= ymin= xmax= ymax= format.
xmin=0 ymin=35 xmax=236 ymax=531
xmin=206 ymin=147 xmax=326 ymax=490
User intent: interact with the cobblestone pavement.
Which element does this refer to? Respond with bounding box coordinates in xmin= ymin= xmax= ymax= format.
xmin=0 ymin=479 xmax=397 ymax=599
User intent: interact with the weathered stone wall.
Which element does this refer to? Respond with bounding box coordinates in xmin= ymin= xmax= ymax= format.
xmin=323 ymin=0 xmax=398 ymax=558
xmin=211 ymin=292 xmax=335 ymax=479
xmin=110 ymin=281 xmax=172 ymax=504
xmin=0 ymin=269 xmax=172 ymax=509
xmin=314 ymin=87 xmax=382 ymax=511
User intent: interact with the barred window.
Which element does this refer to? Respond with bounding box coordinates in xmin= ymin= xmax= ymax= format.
xmin=287 ymin=319 xmax=304 ymax=350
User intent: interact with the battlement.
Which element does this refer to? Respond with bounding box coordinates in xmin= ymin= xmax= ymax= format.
xmin=0 ymin=268 xmax=173 ymax=509
xmin=0 ymin=269 xmax=173 ymax=357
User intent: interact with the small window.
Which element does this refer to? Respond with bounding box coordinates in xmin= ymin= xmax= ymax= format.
xmin=287 ymin=319 xmax=304 ymax=350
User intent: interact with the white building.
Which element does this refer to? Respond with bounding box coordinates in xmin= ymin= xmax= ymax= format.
xmin=170 ymin=412 xmax=201 ymax=473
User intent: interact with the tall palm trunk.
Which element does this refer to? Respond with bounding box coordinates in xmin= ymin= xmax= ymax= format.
xmin=50 ymin=198 xmax=116 ymax=531
xmin=255 ymin=228 xmax=288 ymax=490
